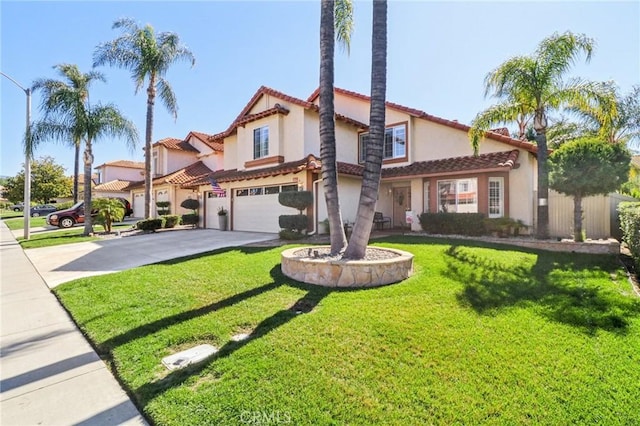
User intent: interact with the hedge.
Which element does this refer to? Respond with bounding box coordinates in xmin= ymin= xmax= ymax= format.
xmin=279 ymin=214 xmax=308 ymax=232
xmin=418 ymin=212 xmax=486 ymax=236
xmin=161 ymin=215 xmax=180 ymax=228
xmin=181 ymin=214 xmax=199 ymax=226
xmin=618 ymin=202 xmax=640 ymax=266
xmin=278 ymin=191 xmax=313 ymax=213
xmin=136 ymin=218 xmax=164 ymax=232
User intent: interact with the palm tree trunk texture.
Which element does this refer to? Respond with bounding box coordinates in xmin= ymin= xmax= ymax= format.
xmin=83 ymin=141 xmax=93 ymax=236
xmin=344 ymin=0 xmax=387 ymax=259
xmin=144 ymin=75 xmax=156 ymax=219
xmin=535 ymin=118 xmax=550 ymax=240
xmin=319 ymin=0 xmax=348 ymax=255
xmin=573 ymin=193 xmax=583 ymax=242
xmin=73 ymin=140 xmax=80 ymax=204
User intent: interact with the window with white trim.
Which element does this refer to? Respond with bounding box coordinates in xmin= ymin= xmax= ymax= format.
xmin=437 ymin=178 xmax=478 ymax=213
xmin=359 ymin=124 xmax=407 ymax=163
xmin=488 ymin=177 xmax=504 ymax=218
xmin=423 ymin=181 xmax=430 ymax=213
xmin=253 ymin=126 xmax=269 ymax=159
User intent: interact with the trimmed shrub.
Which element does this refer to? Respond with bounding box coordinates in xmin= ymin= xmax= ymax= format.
xmin=279 ymin=229 xmax=306 ymax=240
xmin=279 ymin=214 xmax=308 ymax=232
xmin=180 ymin=198 xmax=200 ymax=211
xmin=156 ymin=201 xmax=171 ymax=216
xmin=162 ymin=214 xmax=180 ymax=228
xmin=484 ymin=217 xmax=526 ymax=237
xmin=181 ymin=213 xmax=199 ymax=226
xmin=618 ymin=202 xmax=640 ymax=265
xmin=136 ymin=218 xmax=164 ymax=232
xmin=278 ymin=191 xmax=313 ymax=213
xmin=418 ymin=212 xmax=486 ymax=236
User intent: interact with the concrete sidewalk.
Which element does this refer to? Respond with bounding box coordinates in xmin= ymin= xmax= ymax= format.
xmin=0 ymin=221 xmax=147 ymax=425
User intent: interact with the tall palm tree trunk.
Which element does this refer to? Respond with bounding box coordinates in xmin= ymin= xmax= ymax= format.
xmin=73 ymin=139 xmax=80 ymax=204
xmin=534 ymin=109 xmax=550 ymax=239
xmin=320 ymin=0 xmax=348 ymax=254
xmin=344 ymin=0 xmax=387 ymax=259
xmin=83 ymin=140 xmax=94 ymax=236
xmin=144 ymin=74 xmax=156 ymax=219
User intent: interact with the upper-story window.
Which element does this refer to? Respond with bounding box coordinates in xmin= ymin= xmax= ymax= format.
xmin=359 ymin=123 xmax=407 ymax=163
xmin=253 ymin=126 xmax=269 ymax=159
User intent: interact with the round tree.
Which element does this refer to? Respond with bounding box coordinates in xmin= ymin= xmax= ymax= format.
xmin=549 ymin=138 xmax=630 ymax=241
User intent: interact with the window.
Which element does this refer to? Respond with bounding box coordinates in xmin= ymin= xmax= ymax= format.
xmin=281 ymin=184 xmax=298 ymax=192
xmin=237 ymin=189 xmax=249 ymax=197
xmin=249 ymin=187 xmax=263 ymax=196
xmin=253 ymin=126 xmax=269 ymax=159
xmin=437 ymin=178 xmax=478 ymax=213
xmin=488 ymin=177 xmax=504 ymax=218
xmin=423 ymin=181 xmax=430 ymax=213
xmin=265 ymin=186 xmax=280 ymax=195
xmin=359 ymin=123 xmax=407 ymax=163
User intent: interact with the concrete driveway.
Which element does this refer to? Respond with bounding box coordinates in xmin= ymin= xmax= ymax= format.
xmin=25 ymin=229 xmax=278 ymax=288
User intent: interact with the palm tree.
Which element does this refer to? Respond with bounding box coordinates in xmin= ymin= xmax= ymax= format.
xmin=31 ymin=103 xmax=138 ymax=235
xmin=32 ymin=64 xmax=105 ymax=204
xmin=319 ymin=0 xmax=353 ymax=255
xmin=468 ymin=31 xmax=605 ymax=239
xmin=570 ymin=83 xmax=640 ymax=145
xmin=343 ymin=0 xmax=387 ymax=259
xmin=93 ymin=18 xmax=195 ymax=218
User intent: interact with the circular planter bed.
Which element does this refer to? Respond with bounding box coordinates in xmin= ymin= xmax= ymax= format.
xmin=281 ymin=246 xmax=414 ymax=287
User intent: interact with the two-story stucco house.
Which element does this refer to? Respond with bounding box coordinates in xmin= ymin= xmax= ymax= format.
xmin=93 ymin=160 xmax=144 ymax=200
xmin=173 ymin=86 xmax=539 ymax=234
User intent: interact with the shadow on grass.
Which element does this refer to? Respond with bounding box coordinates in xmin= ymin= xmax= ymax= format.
xmin=444 ymin=244 xmax=640 ymax=334
xmin=132 ymin=265 xmax=336 ymax=405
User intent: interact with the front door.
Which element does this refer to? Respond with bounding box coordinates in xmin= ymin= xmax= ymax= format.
xmin=392 ymin=187 xmax=411 ymax=227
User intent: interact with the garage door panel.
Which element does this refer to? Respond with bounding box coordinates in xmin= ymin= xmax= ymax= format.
xmin=233 ymin=193 xmax=291 ymax=233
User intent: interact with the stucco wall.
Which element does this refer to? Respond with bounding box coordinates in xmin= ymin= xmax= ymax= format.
xmin=101 ymin=166 xmax=142 ymax=182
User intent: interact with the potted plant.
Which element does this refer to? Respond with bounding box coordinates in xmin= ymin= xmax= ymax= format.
xmin=218 ymin=206 xmax=228 ymax=231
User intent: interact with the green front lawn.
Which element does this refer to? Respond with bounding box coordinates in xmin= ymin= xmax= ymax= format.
xmin=4 ymin=216 xmax=47 ymax=229
xmin=17 ymin=223 xmax=133 ymax=249
xmin=54 ymin=237 xmax=640 ymax=425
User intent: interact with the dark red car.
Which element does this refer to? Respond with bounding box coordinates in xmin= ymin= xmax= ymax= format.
xmin=46 ymin=201 xmax=96 ymax=228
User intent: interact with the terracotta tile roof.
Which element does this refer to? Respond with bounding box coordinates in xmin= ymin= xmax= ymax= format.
xmin=128 ymin=161 xmax=213 ymax=189
xmin=182 ymin=155 xmax=321 ymax=188
xmin=207 ymin=86 xmax=367 ymax=142
xmin=189 ymin=131 xmax=214 ymax=143
xmin=336 ymin=150 xmax=519 ymax=179
xmin=94 ymin=180 xmax=134 ymax=192
xmin=308 ymin=87 xmax=538 ymax=154
xmin=94 ymin=160 xmax=144 ymax=170
xmin=236 ymin=104 xmax=290 ymax=127
xmin=153 ymin=137 xmax=200 ymax=153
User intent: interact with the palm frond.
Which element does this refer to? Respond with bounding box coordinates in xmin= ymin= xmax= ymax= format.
xmin=157 ymin=78 xmax=178 ymax=120
xmin=468 ymin=101 xmax=525 ymax=154
xmin=334 ymin=0 xmax=354 ymax=54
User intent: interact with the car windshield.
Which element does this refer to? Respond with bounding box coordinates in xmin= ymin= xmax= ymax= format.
xmin=70 ymin=201 xmax=83 ymax=209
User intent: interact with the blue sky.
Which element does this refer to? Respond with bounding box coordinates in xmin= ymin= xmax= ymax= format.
xmin=1 ymin=1 xmax=638 ymax=178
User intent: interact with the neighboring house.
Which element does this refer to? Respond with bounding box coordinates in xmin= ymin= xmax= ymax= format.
xmin=173 ymin=86 xmax=539 ymax=234
xmin=51 ymin=173 xmax=98 ymax=204
xmin=93 ymin=160 xmax=144 ymax=202
xmin=127 ymin=131 xmax=223 ymax=218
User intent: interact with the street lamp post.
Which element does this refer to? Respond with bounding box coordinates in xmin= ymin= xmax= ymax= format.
xmin=1 ymin=72 xmax=31 ymax=240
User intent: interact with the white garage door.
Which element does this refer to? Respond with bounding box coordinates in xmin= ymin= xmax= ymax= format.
xmin=233 ymin=184 xmax=298 ymax=233
xmin=133 ymin=193 xmax=145 ymax=218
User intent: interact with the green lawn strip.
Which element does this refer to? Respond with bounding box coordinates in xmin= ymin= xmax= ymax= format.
xmin=54 ymin=237 xmax=640 ymax=425
xmin=17 ymin=223 xmax=132 ymax=249
xmin=4 ymin=216 xmax=47 ymax=230
xmin=0 ymin=211 xmax=24 ymax=220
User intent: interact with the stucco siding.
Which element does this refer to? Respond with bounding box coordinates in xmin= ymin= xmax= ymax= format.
xmin=101 ymin=166 xmax=142 ymax=182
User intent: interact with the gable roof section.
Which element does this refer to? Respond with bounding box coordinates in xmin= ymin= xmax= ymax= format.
xmin=94 ymin=160 xmax=144 ymax=170
xmin=337 ymin=150 xmax=520 ymax=179
xmin=128 ymin=161 xmax=213 ymax=189
xmin=187 ymin=131 xmax=224 ymax=153
xmin=308 ymin=87 xmax=538 ymax=154
xmin=182 ymin=154 xmax=321 ymax=188
xmin=208 ymin=86 xmax=367 ymax=143
xmin=153 ymin=137 xmax=200 ymax=153
xmin=94 ymin=179 xmax=134 ymax=192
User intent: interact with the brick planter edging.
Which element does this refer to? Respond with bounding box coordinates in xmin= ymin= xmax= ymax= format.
xmin=415 ymin=233 xmax=620 ymax=255
xmin=281 ymin=246 xmax=414 ymax=287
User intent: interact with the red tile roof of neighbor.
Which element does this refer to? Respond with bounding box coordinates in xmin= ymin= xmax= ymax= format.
xmin=188 ymin=131 xmax=224 ymax=153
xmin=93 ymin=180 xmax=134 ymax=192
xmin=94 ymin=160 xmax=144 ymax=169
xmin=153 ymin=137 xmax=200 ymax=153
xmin=337 ymin=150 xmax=520 ymax=178
xmin=307 ymin=87 xmax=538 ymax=154
xmin=128 ymin=161 xmax=213 ymax=189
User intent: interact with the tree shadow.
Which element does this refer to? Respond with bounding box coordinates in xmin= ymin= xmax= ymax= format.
xmin=445 ymin=244 xmax=640 ymax=335
xmin=133 ymin=266 xmax=334 ymax=405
